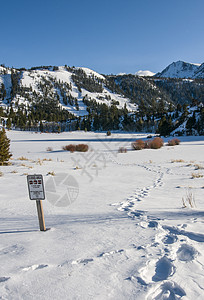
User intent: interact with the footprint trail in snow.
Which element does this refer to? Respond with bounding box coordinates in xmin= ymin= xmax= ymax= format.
xmin=110 ymin=159 xmax=204 ymax=299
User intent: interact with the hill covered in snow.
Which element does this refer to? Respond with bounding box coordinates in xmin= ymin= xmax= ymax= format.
xmin=0 ymin=63 xmax=204 ymax=135
xmin=155 ymin=61 xmax=204 ymax=79
xmin=0 ymin=65 xmax=136 ymax=117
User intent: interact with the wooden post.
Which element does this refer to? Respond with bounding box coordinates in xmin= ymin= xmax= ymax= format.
xmin=36 ymin=200 xmax=46 ymax=231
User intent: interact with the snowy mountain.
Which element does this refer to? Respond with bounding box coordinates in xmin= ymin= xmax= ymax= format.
xmin=135 ymin=70 xmax=155 ymax=77
xmin=193 ymin=62 xmax=204 ymax=78
xmin=0 ymin=65 xmax=137 ymax=117
xmin=0 ymin=63 xmax=204 ymax=134
xmin=155 ymin=61 xmax=203 ymax=79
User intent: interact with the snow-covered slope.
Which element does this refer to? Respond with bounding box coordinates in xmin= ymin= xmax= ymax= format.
xmin=193 ymin=63 xmax=204 ymax=79
xmin=0 ymin=66 xmax=137 ymax=116
xmin=155 ymin=61 xmax=202 ymax=79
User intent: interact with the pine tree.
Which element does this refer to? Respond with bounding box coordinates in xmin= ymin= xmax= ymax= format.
xmin=0 ymin=128 xmax=12 ymax=165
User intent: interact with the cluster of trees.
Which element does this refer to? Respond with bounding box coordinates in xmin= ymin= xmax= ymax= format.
xmin=106 ymin=75 xmax=204 ymax=107
xmin=106 ymin=74 xmax=172 ymax=106
xmin=71 ymin=68 xmax=104 ymax=93
xmin=0 ymin=83 xmax=6 ymax=100
xmin=153 ymin=78 xmax=204 ymax=105
xmin=0 ymin=128 xmax=12 ymax=165
xmin=0 ymin=99 xmax=76 ymax=131
xmin=1 ymin=65 xmax=204 ymax=135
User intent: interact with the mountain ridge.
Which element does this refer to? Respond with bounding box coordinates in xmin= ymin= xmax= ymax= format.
xmin=155 ymin=60 xmax=203 ymax=79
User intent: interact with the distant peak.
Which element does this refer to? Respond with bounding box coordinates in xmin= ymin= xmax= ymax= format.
xmin=155 ymin=60 xmax=202 ymax=79
xmin=135 ymin=70 xmax=155 ymax=77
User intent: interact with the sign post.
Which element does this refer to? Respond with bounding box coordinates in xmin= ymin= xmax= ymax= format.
xmin=27 ymin=174 xmax=46 ymax=231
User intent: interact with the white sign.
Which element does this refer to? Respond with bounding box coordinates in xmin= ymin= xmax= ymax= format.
xmin=27 ymin=175 xmax=45 ymax=200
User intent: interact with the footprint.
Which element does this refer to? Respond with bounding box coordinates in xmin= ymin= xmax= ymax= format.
xmin=152 ymin=256 xmax=175 ymax=282
xmin=147 ymin=281 xmax=186 ymax=300
xmin=176 ymin=244 xmax=198 ymax=262
xmin=0 ymin=244 xmax=24 ymax=256
xmin=72 ymin=258 xmax=94 ymax=265
xmin=148 ymin=221 xmax=158 ymax=228
xmin=140 ymin=259 xmax=158 ymax=284
xmin=0 ymin=277 xmax=10 ymax=283
xmin=162 ymin=235 xmax=178 ymax=245
xmin=98 ymin=249 xmax=124 ymax=257
xmin=22 ymin=264 xmax=48 ymax=271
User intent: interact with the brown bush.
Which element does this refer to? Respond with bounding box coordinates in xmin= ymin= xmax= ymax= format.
xmin=144 ymin=140 xmax=152 ymax=149
xmin=132 ymin=139 xmax=145 ymax=150
xmin=75 ymin=144 xmax=89 ymax=152
xmin=149 ymin=137 xmax=164 ymax=149
xmin=62 ymin=144 xmax=76 ymax=152
xmin=167 ymin=138 xmax=181 ymax=146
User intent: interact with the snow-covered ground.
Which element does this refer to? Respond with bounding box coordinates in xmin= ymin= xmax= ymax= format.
xmin=0 ymin=131 xmax=204 ymax=300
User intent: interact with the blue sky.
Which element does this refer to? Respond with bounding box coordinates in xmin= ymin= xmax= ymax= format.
xmin=1 ymin=0 xmax=204 ymax=74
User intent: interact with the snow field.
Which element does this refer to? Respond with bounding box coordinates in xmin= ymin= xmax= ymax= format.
xmin=0 ymin=131 xmax=204 ymax=300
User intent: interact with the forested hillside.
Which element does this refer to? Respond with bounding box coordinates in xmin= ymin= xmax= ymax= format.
xmin=0 ymin=64 xmax=204 ymax=135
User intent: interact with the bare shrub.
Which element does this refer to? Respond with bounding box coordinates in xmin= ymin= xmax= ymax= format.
xmin=182 ymin=188 xmax=196 ymax=208
xmin=144 ymin=140 xmax=151 ymax=149
xmin=76 ymin=144 xmax=89 ymax=152
xmin=132 ymin=139 xmax=145 ymax=150
xmin=132 ymin=137 xmax=164 ymax=150
xmin=149 ymin=137 xmax=164 ymax=149
xmin=62 ymin=144 xmax=76 ymax=152
xmin=62 ymin=144 xmax=89 ymax=152
xmin=194 ymin=164 xmax=204 ymax=170
xmin=174 ymin=138 xmax=181 ymax=145
xmin=167 ymin=138 xmax=181 ymax=146
xmin=46 ymin=147 xmax=53 ymax=152
xmin=118 ymin=147 xmax=127 ymax=153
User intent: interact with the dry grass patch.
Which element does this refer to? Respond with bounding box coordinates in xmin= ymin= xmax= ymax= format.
xmin=182 ymin=188 xmax=196 ymax=208
xmin=194 ymin=164 xmax=204 ymax=170
xmin=47 ymin=171 xmax=55 ymax=176
xmin=171 ymin=159 xmax=185 ymax=163
xmin=20 ymin=163 xmax=33 ymax=169
xmin=18 ymin=156 xmax=29 ymax=161
xmin=191 ymin=173 xmax=203 ymax=179
xmin=36 ymin=159 xmax=43 ymax=165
